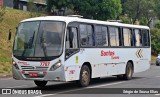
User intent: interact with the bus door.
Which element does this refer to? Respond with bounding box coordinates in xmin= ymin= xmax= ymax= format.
xmin=65 ymin=22 xmax=79 ymax=80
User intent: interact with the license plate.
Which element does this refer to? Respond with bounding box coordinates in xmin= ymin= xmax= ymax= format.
xmin=29 ymin=72 xmax=38 ymax=77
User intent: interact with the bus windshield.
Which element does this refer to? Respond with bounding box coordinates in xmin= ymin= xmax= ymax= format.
xmin=13 ymin=21 xmax=65 ymax=58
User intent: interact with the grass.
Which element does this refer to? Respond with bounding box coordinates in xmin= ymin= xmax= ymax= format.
xmin=0 ymin=8 xmax=44 ymax=74
xmin=151 ymin=55 xmax=157 ymax=63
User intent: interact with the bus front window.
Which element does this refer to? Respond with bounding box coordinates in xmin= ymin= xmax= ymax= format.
xmin=13 ymin=21 xmax=65 ymax=60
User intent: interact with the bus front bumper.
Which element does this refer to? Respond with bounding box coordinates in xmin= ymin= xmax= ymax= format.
xmin=12 ymin=66 xmax=66 ymax=82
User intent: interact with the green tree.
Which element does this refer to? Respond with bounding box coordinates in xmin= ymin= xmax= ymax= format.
xmin=155 ymin=0 xmax=160 ymax=20
xmin=141 ymin=0 xmax=156 ymax=26
xmin=28 ymin=0 xmax=41 ymax=17
xmin=124 ymin=0 xmax=156 ymax=25
xmin=151 ymin=28 xmax=160 ymax=54
xmin=119 ymin=15 xmax=131 ymax=24
xmin=13 ymin=0 xmax=19 ymax=9
xmin=46 ymin=0 xmax=54 ymax=14
xmin=121 ymin=0 xmax=128 ymax=15
xmin=72 ymin=0 xmax=122 ymax=20
xmin=47 ymin=0 xmax=72 ymax=15
xmin=99 ymin=0 xmax=122 ymax=20
xmin=154 ymin=22 xmax=160 ymax=29
xmin=139 ymin=17 xmax=148 ymax=26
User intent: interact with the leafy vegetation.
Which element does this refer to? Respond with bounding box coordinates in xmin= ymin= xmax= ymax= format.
xmin=151 ymin=28 xmax=160 ymax=55
xmin=154 ymin=22 xmax=160 ymax=29
xmin=27 ymin=0 xmax=44 ymax=17
xmin=123 ymin=0 xmax=156 ymax=25
xmin=47 ymin=0 xmax=122 ymax=20
xmin=0 ymin=8 xmax=44 ymax=74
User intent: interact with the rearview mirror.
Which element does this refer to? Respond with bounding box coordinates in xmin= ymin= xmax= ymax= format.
xmin=8 ymin=27 xmax=17 ymax=41
xmin=8 ymin=31 xmax=12 ymax=41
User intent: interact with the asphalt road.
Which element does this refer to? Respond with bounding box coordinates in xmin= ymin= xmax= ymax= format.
xmin=0 ymin=65 xmax=160 ymax=97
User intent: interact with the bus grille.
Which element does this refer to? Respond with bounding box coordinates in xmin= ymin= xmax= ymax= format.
xmin=21 ymin=66 xmax=48 ymax=71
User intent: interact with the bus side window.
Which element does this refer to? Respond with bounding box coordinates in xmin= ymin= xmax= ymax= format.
xmin=95 ymin=26 xmax=103 ymax=46
xmin=66 ymin=27 xmax=78 ymax=49
xmin=95 ymin=26 xmax=108 ymax=46
xmin=123 ymin=28 xmax=132 ymax=47
xmin=109 ymin=26 xmax=120 ymax=46
xmin=87 ymin=25 xmax=95 ymax=46
xmin=80 ymin=24 xmax=94 ymax=46
xmin=80 ymin=24 xmax=88 ymax=46
xmin=134 ymin=29 xmax=142 ymax=47
xmin=142 ymin=29 xmax=150 ymax=46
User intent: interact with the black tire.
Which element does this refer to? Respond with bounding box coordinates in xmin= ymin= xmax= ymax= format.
xmin=123 ymin=62 xmax=133 ymax=80
xmin=78 ymin=65 xmax=91 ymax=87
xmin=34 ymin=80 xmax=47 ymax=87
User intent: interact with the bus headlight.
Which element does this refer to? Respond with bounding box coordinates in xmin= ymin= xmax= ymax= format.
xmin=13 ymin=61 xmax=19 ymax=70
xmin=50 ymin=61 xmax=62 ymax=71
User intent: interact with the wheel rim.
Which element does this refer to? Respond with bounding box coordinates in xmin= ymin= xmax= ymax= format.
xmin=82 ymin=70 xmax=89 ymax=84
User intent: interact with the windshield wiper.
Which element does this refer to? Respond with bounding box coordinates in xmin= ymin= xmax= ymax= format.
xmin=29 ymin=31 xmax=35 ymax=48
xmin=40 ymin=31 xmax=48 ymax=57
xmin=22 ymin=31 xmax=35 ymax=57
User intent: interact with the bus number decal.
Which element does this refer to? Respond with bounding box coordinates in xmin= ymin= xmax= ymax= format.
xmin=40 ymin=62 xmax=50 ymax=67
xmin=69 ymin=70 xmax=75 ymax=74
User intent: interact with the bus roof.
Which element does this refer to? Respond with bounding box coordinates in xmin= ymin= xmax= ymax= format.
xmin=21 ymin=16 xmax=149 ymax=29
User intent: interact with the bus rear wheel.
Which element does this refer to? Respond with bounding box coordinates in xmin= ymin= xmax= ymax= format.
xmin=78 ymin=65 xmax=91 ymax=87
xmin=123 ymin=62 xmax=133 ymax=80
xmin=34 ymin=80 xmax=47 ymax=87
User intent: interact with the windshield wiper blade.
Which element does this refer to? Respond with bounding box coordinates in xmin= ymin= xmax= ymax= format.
xmin=22 ymin=31 xmax=36 ymax=57
xmin=40 ymin=31 xmax=48 ymax=57
xmin=30 ymin=31 xmax=35 ymax=48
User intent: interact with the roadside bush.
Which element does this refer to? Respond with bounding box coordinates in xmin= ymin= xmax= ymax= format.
xmin=151 ymin=28 xmax=160 ymax=55
xmin=154 ymin=22 xmax=160 ymax=29
xmin=119 ymin=15 xmax=131 ymax=24
xmin=139 ymin=17 xmax=148 ymax=26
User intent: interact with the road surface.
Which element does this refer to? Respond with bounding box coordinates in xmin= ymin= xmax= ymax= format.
xmin=0 ymin=65 xmax=160 ymax=97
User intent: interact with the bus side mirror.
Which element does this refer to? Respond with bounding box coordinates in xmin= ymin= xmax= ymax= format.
xmin=8 ymin=27 xmax=17 ymax=41
xmin=8 ymin=31 xmax=12 ymax=41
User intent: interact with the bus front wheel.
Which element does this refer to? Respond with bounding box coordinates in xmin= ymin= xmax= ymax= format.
xmin=78 ymin=65 xmax=91 ymax=87
xmin=34 ymin=80 xmax=47 ymax=87
xmin=123 ymin=62 xmax=133 ymax=80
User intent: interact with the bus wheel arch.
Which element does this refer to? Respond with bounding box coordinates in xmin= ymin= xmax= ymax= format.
xmin=78 ymin=62 xmax=92 ymax=87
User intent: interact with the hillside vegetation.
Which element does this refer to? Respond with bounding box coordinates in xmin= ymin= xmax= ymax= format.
xmin=0 ymin=8 xmax=42 ymax=74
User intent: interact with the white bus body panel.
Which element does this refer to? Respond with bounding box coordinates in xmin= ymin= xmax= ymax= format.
xmin=65 ymin=47 xmax=151 ymax=81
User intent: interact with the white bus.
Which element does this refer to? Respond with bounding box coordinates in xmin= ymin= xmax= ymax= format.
xmin=11 ymin=16 xmax=151 ymax=87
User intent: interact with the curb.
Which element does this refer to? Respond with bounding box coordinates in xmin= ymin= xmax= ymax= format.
xmin=0 ymin=74 xmax=12 ymax=79
xmin=151 ymin=62 xmax=155 ymax=65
